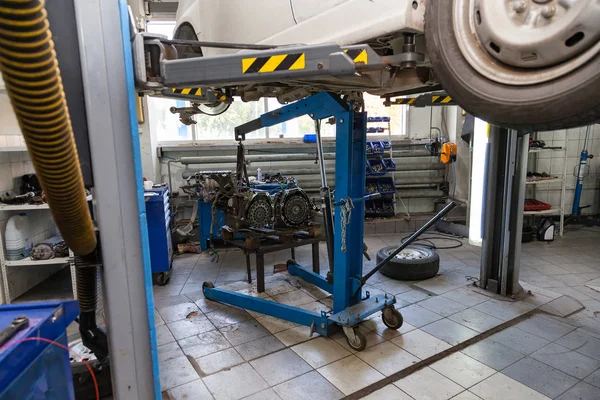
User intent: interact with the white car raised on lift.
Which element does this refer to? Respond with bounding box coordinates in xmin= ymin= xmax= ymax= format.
xmin=174 ymin=0 xmax=600 ymax=131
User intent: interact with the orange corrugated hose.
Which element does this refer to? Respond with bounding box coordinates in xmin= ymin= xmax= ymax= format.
xmin=0 ymin=0 xmax=96 ymax=256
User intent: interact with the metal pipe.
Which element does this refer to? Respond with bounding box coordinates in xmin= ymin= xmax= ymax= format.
xmin=315 ymin=120 xmax=335 ymax=276
xmin=179 ymin=153 xmax=321 ymax=164
xmin=178 ymin=152 xmax=436 ymax=165
xmin=361 ymin=201 xmax=457 ymax=284
xmin=167 ymin=159 xmax=179 ymax=196
xmin=480 ymin=127 xmax=501 ymax=289
xmin=315 ymin=121 xmax=328 ymax=187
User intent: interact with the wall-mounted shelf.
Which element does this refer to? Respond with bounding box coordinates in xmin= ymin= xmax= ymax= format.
xmin=0 ymin=146 xmax=27 ymax=153
xmin=0 ymin=196 xmax=91 ymax=211
xmin=525 ymin=178 xmax=565 ymax=185
xmin=0 ymin=203 xmax=50 ymax=211
xmin=523 ymin=208 xmax=562 ymax=216
xmin=526 ymin=146 xmax=566 ymax=236
xmin=4 ymin=257 xmax=70 ymax=267
xmin=528 ymin=147 xmax=564 ymax=153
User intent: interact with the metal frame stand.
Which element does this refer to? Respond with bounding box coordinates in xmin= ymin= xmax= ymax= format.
xmin=480 ymin=126 xmax=529 ymax=296
xmin=203 ymin=93 xmax=396 ymax=346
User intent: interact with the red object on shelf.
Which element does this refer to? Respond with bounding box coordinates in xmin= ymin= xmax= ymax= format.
xmin=524 ymin=198 xmax=552 ymax=211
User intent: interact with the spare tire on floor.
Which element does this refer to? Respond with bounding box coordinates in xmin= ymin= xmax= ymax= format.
xmin=376 ymin=245 xmax=440 ymax=281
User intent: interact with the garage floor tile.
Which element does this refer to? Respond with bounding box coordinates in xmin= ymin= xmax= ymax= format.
xmin=361 ymin=385 xmax=414 ymax=400
xmin=179 ymin=330 xmax=232 ymax=359
xmin=441 ymin=287 xmax=490 ymax=307
xmin=202 ymin=363 xmax=269 ymax=400
xmin=272 ymin=371 xmax=344 ymax=400
xmin=461 ymin=338 xmax=524 ymax=371
xmin=250 ymin=349 xmax=312 ymax=386
xmin=556 ymin=381 xmax=600 ymax=400
xmin=584 ymin=368 xmax=600 ymax=388
xmin=159 ymin=355 xmax=200 ymax=391
xmin=317 ymin=355 xmax=385 ymax=395
xmin=470 ymin=373 xmax=550 ymax=400
xmin=531 ymin=343 xmax=600 ymax=379
xmin=167 ymin=315 xmax=216 ymax=340
xmin=235 ymin=335 xmax=286 ymax=362
xmin=219 ymin=320 xmax=270 ymax=346
xmin=451 ymin=391 xmax=483 ymax=400
xmin=448 ymin=308 xmax=504 ymax=333
xmin=419 ymin=295 xmax=468 ymax=316
xmin=502 ymin=357 xmax=579 ymax=398
xmin=291 ymin=337 xmax=351 ymax=369
xmin=513 ymin=314 xmax=576 ymax=341
xmin=356 ymin=341 xmax=420 ymax=376
xmin=421 ymin=318 xmax=479 ymax=346
xmin=489 ymin=326 xmax=550 ymax=355
xmin=430 ymin=352 xmax=496 ymax=388
xmin=391 ymin=329 xmax=451 ymax=360
xmin=394 ymin=366 xmax=464 ymax=400
xmin=166 ymin=379 xmax=214 ymax=400
xmin=195 ymin=348 xmax=245 ymax=376
xmin=398 ymin=304 xmax=443 ymax=328
xmin=555 ymin=329 xmax=600 ymax=361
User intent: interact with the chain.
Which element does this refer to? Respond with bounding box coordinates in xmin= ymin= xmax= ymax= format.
xmin=340 ymin=197 xmax=354 ymax=253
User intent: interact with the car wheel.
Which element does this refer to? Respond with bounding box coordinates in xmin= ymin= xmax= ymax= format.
xmin=425 ymin=0 xmax=600 ymax=131
xmin=376 ymin=245 xmax=439 ymax=281
xmin=173 ymin=23 xmax=231 ymax=116
xmin=173 ymin=23 xmax=203 ymax=59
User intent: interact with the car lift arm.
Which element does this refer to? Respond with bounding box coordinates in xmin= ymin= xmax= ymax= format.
xmin=234 ymin=92 xmax=349 ymax=140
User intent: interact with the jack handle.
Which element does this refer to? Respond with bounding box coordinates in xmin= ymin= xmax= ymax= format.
xmin=361 ymin=201 xmax=457 ymax=285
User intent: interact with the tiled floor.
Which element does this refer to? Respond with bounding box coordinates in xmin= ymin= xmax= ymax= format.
xmin=156 ymin=227 xmax=600 ymax=399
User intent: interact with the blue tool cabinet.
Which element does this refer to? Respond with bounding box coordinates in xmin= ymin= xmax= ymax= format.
xmin=145 ymin=185 xmax=173 ymax=285
xmin=0 ymin=301 xmax=79 ymax=400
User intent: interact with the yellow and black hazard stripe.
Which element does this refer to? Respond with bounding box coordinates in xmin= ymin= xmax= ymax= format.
xmin=171 ymin=88 xmax=203 ymax=96
xmin=431 ymin=95 xmax=453 ymax=104
xmin=393 ymin=98 xmax=417 ymax=105
xmin=343 ymin=48 xmax=368 ymax=64
xmin=242 ymin=53 xmax=305 ymax=74
xmin=393 ymin=95 xmax=454 ymax=106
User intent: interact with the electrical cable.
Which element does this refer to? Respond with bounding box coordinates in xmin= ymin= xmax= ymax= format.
xmin=400 ymin=231 xmax=464 ymax=249
xmin=398 ymin=195 xmax=410 ymax=220
xmin=1 ymin=336 xmax=99 ymax=400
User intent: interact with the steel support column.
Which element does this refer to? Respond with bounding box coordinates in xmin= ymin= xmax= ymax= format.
xmin=480 ymin=126 xmax=528 ymax=296
xmin=74 ymin=0 xmax=159 ymax=398
xmin=333 ymin=112 xmax=367 ymax=312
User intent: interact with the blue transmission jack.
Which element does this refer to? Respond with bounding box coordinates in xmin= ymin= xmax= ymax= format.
xmin=203 ymin=93 xmax=455 ymax=349
xmin=0 ymin=300 xmax=79 ymax=399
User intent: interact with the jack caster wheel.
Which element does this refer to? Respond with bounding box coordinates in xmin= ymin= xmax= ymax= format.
xmin=156 ymin=271 xmax=171 ymax=286
xmin=382 ymin=307 xmax=403 ymax=330
xmin=344 ymin=327 xmax=367 ymax=351
xmin=203 ymin=281 xmax=215 ymax=289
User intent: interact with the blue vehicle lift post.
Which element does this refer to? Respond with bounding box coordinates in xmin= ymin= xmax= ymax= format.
xmin=203 ymin=92 xmax=456 ymax=349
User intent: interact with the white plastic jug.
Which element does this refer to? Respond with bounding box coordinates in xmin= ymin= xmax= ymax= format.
xmin=5 ymin=213 xmax=32 ymax=260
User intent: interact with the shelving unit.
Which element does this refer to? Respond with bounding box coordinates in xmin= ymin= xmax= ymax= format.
xmin=525 ymin=178 xmax=565 ymax=185
xmin=0 ymin=202 xmax=77 ymax=304
xmin=525 ymin=147 xmax=567 ymax=236
xmin=365 ymin=119 xmax=396 ymax=218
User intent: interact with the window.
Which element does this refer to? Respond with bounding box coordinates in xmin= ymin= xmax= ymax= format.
xmin=145 ymin=22 xmax=408 ymax=143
